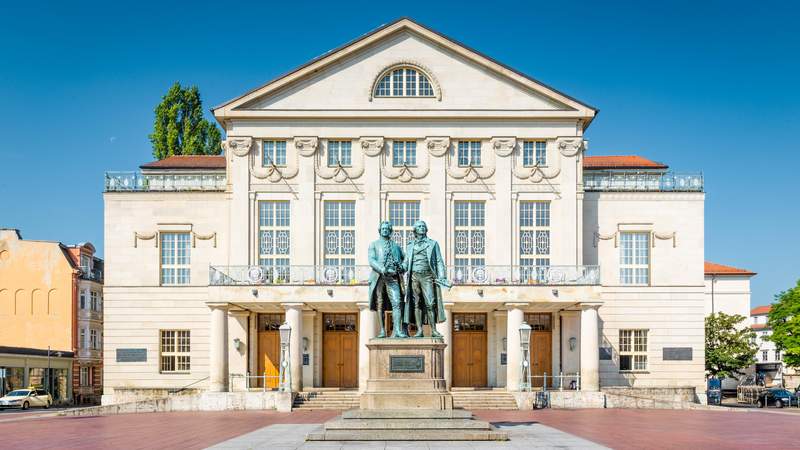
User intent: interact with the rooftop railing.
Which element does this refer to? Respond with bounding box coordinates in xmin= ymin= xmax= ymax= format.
xmin=104 ymin=171 xmax=226 ymax=192
xmin=583 ymin=171 xmax=703 ymax=192
xmin=208 ymin=264 xmax=600 ymax=286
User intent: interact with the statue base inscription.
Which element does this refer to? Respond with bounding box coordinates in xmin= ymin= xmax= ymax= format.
xmin=360 ymin=337 xmax=453 ymax=410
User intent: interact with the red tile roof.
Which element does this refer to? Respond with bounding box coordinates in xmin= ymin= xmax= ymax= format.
xmin=705 ymin=261 xmax=756 ymax=276
xmin=751 ymin=305 xmax=771 ymax=316
xmin=583 ymin=155 xmax=668 ymax=170
xmin=140 ymin=155 xmax=226 ymax=170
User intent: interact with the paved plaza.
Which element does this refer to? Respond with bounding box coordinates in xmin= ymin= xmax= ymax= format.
xmin=0 ymin=409 xmax=798 ymax=449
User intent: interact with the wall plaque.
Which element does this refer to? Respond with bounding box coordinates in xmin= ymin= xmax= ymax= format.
xmin=389 ymin=355 xmax=425 ymax=373
xmin=303 ymin=354 xmax=310 ymax=366
xmin=663 ymin=347 xmax=693 ymax=361
xmin=116 ymin=348 xmax=147 ymax=362
xmin=500 ymin=353 xmax=507 ymax=365
xmin=599 ymin=347 xmax=613 ymax=360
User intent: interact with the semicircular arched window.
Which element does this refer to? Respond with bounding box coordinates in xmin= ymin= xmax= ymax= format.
xmin=374 ymin=66 xmax=436 ymax=98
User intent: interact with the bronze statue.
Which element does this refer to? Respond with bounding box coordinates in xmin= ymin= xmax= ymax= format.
xmin=368 ymin=221 xmax=407 ymax=338
xmin=404 ymin=220 xmax=451 ymax=338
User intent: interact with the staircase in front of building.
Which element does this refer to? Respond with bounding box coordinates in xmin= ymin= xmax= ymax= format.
xmin=451 ymin=388 xmax=519 ymax=410
xmin=292 ymin=389 xmax=361 ymax=410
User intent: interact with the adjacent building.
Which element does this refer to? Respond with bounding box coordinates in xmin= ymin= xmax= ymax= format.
xmin=103 ymin=18 xmax=714 ymax=405
xmin=750 ymin=306 xmax=797 ymax=389
xmin=0 ymin=229 xmax=103 ymax=404
xmin=704 ymin=261 xmax=756 ymax=318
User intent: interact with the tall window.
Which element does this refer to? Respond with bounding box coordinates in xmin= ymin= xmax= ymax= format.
xmin=620 ymin=232 xmax=650 ymax=285
xmin=324 ymin=201 xmax=356 ymax=282
xmin=80 ymin=367 xmax=90 ymax=387
xmin=90 ymin=329 xmax=99 ymax=350
xmin=262 ymin=140 xmax=287 ymax=167
xmin=80 ymin=328 xmax=86 ymax=349
xmin=160 ymin=330 xmax=191 ymax=373
xmin=392 ymin=141 xmax=417 ymax=166
xmin=457 ymin=141 xmax=481 ymax=166
xmin=160 ymin=232 xmax=191 ymax=285
xmin=619 ymin=329 xmax=648 ymax=371
xmin=453 ymin=201 xmax=485 ymax=283
xmin=519 ymin=202 xmax=550 ymax=282
xmin=389 ymin=200 xmax=420 ymax=249
xmin=259 ymin=201 xmax=291 ymax=282
xmin=763 ymin=351 xmax=768 ymax=362
xmin=776 ymin=350 xmax=781 ymax=361
xmin=80 ymin=255 xmax=92 ymax=271
xmin=90 ymin=291 xmax=98 ymax=311
xmin=374 ymin=67 xmax=435 ymax=97
xmin=327 ymin=140 xmax=352 ymax=167
xmin=79 ymin=290 xmax=86 ymax=309
xmin=523 ymin=141 xmax=547 ymax=167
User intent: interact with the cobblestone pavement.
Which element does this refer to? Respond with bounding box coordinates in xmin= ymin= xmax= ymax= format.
xmin=0 ymin=408 xmax=797 ymax=450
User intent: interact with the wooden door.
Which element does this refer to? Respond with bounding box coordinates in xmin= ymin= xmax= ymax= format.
xmin=258 ymin=331 xmax=281 ymax=389
xmin=530 ymin=331 xmax=552 ymax=388
xmin=452 ymin=332 xmax=487 ymax=387
xmin=322 ymin=313 xmax=358 ymax=388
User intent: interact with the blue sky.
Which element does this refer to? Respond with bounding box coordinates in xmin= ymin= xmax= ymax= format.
xmin=1 ymin=1 xmax=797 ymax=306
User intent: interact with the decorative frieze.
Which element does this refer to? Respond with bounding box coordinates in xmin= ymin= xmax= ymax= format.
xmin=491 ymin=137 xmax=517 ymax=157
xmin=224 ymin=136 xmax=253 ymax=157
xmin=293 ymin=137 xmax=319 ymax=157
xmin=425 ymin=137 xmax=450 ymax=157
xmin=359 ymin=137 xmax=385 ymax=157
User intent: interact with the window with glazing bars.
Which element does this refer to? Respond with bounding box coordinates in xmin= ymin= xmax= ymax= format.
xmin=324 ymin=201 xmax=356 ymax=282
xmin=519 ymin=202 xmax=550 ymax=282
xmin=619 ymin=329 xmax=648 ymax=371
xmin=374 ymin=67 xmax=435 ymax=97
xmin=160 ymin=232 xmax=190 ymax=285
xmin=259 ymin=201 xmax=290 ymax=282
xmin=79 ymin=328 xmax=86 ymax=349
xmin=389 ymin=200 xmax=420 ymax=249
xmin=392 ymin=141 xmax=417 ymax=166
xmin=453 ymin=201 xmax=485 ymax=283
xmin=620 ymin=232 xmax=650 ymax=285
xmin=90 ymin=291 xmax=98 ymax=311
xmin=160 ymin=330 xmax=191 ymax=373
xmin=524 ymin=313 xmax=552 ymax=331
xmin=262 ymin=140 xmax=287 ymax=167
xmin=457 ymin=141 xmax=481 ymax=166
xmin=523 ymin=141 xmax=547 ymax=167
xmin=327 ymin=140 xmax=352 ymax=167
xmin=90 ymin=329 xmax=99 ymax=349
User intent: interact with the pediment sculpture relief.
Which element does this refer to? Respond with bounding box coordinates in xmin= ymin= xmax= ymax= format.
xmin=223 ymin=136 xmax=253 ymax=157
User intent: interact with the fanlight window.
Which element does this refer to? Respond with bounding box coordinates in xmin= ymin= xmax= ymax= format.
xmin=374 ymin=67 xmax=435 ymax=98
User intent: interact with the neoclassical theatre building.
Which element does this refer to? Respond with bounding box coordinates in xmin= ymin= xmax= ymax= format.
xmin=103 ymin=18 xmax=709 ymax=405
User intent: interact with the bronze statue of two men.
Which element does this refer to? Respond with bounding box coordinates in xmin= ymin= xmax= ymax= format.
xmin=368 ymin=220 xmax=451 ymax=338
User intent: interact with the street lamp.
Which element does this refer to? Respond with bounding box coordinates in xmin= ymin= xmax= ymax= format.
xmin=278 ymin=323 xmax=292 ymax=393
xmin=519 ymin=323 xmax=532 ymax=391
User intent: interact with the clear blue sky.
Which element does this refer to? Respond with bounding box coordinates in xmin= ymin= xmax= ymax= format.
xmin=1 ymin=1 xmax=797 ymax=307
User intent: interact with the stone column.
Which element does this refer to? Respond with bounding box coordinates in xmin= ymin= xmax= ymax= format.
xmin=209 ymin=303 xmax=229 ymax=392
xmin=358 ymin=302 xmax=377 ymax=392
xmin=283 ymin=303 xmax=304 ymax=392
xmin=505 ymin=303 xmax=527 ymax=391
xmin=580 ymin=303 xmax=601 ymax=391
xmin=227 ymin=309 xmax=250 ymax=391
xmin=436 ymin=303 xmax=454 ymax=390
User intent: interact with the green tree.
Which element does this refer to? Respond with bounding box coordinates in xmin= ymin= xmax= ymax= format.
xmin=705 ymin=312 xmax=757 ymax=378
xmin=149 ymin=82 xmax=222 ymax=159
xmin=767 ymin=280 xmax=800 ymax=369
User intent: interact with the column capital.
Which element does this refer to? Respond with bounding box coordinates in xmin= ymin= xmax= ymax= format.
xmin=580 ymin=302 xmax=603 ymax=311
xmin=281 ymin=302 xmax=305 ymax=311
xmin=228 ymin=308 xmax=250 ymax=317
xmin=207 ymin=302 xmax=230 ymax=311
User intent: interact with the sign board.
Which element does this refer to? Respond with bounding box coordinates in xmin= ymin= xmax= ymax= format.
xmin=389 ymin=355 xmax=425 ymax=373
xmin=599 ymin=347 xmax=613 ymax=360
xmin=662 ymin=347 xmax=692 ymax=361
xmin=303 ymin=354 xmax=310 ymax=366
xmin=116 ymin=348 xmax=147 ymax=362
xmin=500 ymin=353 xmax=507 ymax=365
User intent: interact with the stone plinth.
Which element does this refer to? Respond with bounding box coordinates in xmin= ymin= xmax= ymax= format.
xmin=360 ymin=337 xmax=452 ymax=410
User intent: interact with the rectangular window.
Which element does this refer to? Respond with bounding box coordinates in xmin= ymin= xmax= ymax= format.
xmin=258 ymin=201 xmax=290 ymax=282
xmin=392 ymin=69 xmax=403 ymax=96
xmin=324 ymin=201 xmax=356 ymax=282
xmin=262 ymin=140 xmax=287 ymax=167
xmin=79 ymin=290 xmax=86 ymax=309
xmin=160 ymin=330 xmax=191 ymax=373
xmin=619 ymin=329 xmax=648 ymax=371
xmin=392 ymin=141 xmax=417 ymax=167
xmin=763 ymin=351 xmax=768 ymax=362
xmin=620 ymin=232 xmax=650 ymax=285
xmin=523 ymin=141 xmax=547 ymax=167
xmin=80 ymin=255 xmax=92 ymax=272
xmin=160 ymin=232 xmax=191 ymax=285
xmin=405 ymin=68 xmax=417 ymax=96
xmin=453 ymin=201 xmax=485 ymax=283
xmin=80 ymin=367 xmax=90 ymax=387
xmin=519 ymin=201 xmax=550 ymax=282
xmin=457 ymin=141 xmax=481 ymax=166
xmin=90 ymin=329 xmax=98 ymax=350
xmin=90 ymin=291 xmax=98 ymax=311
xmin=388 ymin=200 xmax=420 ymax=249
xmin=327 ymin=140 xmax=352 ymax=167
xmin=80 ymin=328 xmax=86 ymax=349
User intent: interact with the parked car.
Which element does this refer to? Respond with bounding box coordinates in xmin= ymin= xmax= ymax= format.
xmin=0 ymin=389 xmax=52 ymax=410
xmin=757 ymin=388 xmax=796 ymax=408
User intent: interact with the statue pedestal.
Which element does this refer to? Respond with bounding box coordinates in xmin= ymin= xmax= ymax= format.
xmin=360 ymin=337 xmax=453 ymax=410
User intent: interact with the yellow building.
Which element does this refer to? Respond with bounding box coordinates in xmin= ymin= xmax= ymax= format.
xmin=0 ymin=229 xmax=104 ymax=404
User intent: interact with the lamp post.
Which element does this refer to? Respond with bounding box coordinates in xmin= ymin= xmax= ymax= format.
xmin=519 ymin=323 xmax=532 ymax=391
xmin=278 ymin=323 xmax=292 ymax=393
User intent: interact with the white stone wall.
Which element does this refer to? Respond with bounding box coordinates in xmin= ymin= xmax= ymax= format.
xmin=705 ymin=275 xmax=751 ymax=318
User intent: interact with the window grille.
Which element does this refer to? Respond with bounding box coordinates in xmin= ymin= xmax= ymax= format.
xmin=258 ymin=201 xmax=291 ymax=282
xmin=262 ymin=140 xmax=287 ymax=167
xmin=392 ymin=141 xmax=417 ymax=166
xmin=524 ymin=313 xmax=552 ymax=331
xmin=619 ymin=329 xmax=648 ymax=371
xmin=324 ymin=201 xmax=356 ymax=282
xmin=388 ymin=200 xmax=420 ymax=249
xmin=160 ymin=232 xmax=191 ymax=285
xmin=519 ymin=201 xmax=550 ymax=282
xmin=453 ymin=201 xmax=486 ymax=283
xmin=457 ymin=141 xmax=481 ymax=166
xmin=160 ymin=330 xmax=191 ymax=373
xmin=453 ymin=313 xmax=487 ymax=331
xmin=327 ymin=140 xmax=352 ymax=167
xmin=620 ymin=232 xmax=650 ymax=285
xmin=374 ymin=67 xmax=435 ymax=98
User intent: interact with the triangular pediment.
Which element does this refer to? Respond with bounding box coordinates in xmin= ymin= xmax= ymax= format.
xmin=213 ymin=18 xmax=596 ymax=121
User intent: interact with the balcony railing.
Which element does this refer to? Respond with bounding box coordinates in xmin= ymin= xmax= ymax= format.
xmin=104 ymin=171 xmax=226 ymax=192
xmin=583 ymin=171 xmax=703 ymax=192
xmin=79 ymin=266 xmax=103 ymax=282
xmin=209 ymin=265 xmax=600 ymax=286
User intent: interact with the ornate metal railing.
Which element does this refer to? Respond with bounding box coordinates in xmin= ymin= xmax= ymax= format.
xmin=583 ymin=171 xmax=703 ymax=192
xmin=104 ymin=171 xmax=226 ymax=192
xmin=79 ymin=266 xmax=103 ymax=282
xmin=209 ymin=264 xmax=599 ymax=286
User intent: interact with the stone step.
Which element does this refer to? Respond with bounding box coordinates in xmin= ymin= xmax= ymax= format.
xmin=324 ymin=418 xmax=492 ymax=430
xmin=307 ymin=429 xmax=509 ymax=441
